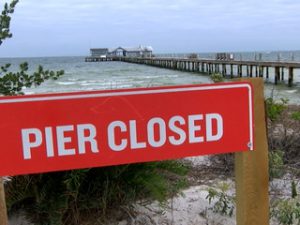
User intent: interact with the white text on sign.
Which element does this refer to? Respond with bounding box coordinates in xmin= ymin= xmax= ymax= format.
xmin=21 ymin=113 xmax=223 ymax=159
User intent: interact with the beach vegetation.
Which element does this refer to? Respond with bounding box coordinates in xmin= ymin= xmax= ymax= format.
xmin=291 ymin=111 xmax=300 ymax=121
xmin=265 ymin=97 xmax=288 ymax=121
xmin=272 ymin=198 xmax=300 ymax=225
xmin=6 ymin=161 xmax=189 ymax=224
xmin=291 ymin=180 xmax=298 ymax=199
xmin=267 ymin=99 xmax=300 ymax=164
xmin=210 ymin=72 xmax=224 ymax=83
xmin=0 ymin=0 xmax=18 ymax=45
xmin=0 ymin=62 xmax=64 ymax=95
xmin=269 ymin=150 xmax=285 ymax=180
xmin=206 ymin=182 xmax=235 ymax=217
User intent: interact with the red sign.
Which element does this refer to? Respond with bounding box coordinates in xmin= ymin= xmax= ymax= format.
xmin=0 ymin=82 xmax=254 ymax=176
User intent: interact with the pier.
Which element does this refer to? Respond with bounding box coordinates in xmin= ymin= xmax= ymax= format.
xmin=85 ymin=56 xmax=300 ymax=87
xmin=120 ymin=57 xmax=300 ymax=87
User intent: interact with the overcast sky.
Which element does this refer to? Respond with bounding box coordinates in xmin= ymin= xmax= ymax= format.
xmin=1 ymin=0 xmax=300 ymax=57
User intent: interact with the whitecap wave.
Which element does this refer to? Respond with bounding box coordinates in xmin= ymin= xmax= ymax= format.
xmin=57 ymin=81 xmax=76 ymax=85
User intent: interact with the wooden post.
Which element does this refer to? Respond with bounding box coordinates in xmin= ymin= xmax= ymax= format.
xmin=266 ymin=67 xmax=269 ymax=79
xmin=288 ymin=67 xmax=294 ymax=87
xmin=223 ymin=64 xmax=227 ymax=76
xmin=255 ymin=66 xmax=258 ymax=77
xmin=235 ymin=78 xmax=269 ymax=225
xmin=281 ymin=67 xmax=284 ymax=81
xmin=249 ymin=65 xmax=253 ymax=78
xmin=0 ymin=178 xmax=8 ymax=225
xmin=246 ymin=66 xmax=249 ymax=77
xmin=238 ymin=65 xmax=242 ymax=77
xmin=259 ymin=66 xmax=263 ymax=78
xmin=230 ymin=64 xmax=234 ymax=78
xmin=275 ymin=67 xmax=279 ymax=85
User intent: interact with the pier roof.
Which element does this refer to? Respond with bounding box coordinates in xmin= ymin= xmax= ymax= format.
xmin=112 ymin=46 xmax=153 ymax=52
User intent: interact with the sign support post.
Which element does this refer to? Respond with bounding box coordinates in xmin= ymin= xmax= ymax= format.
xmin=0 ymin=177 xmax=8 ymax=225
xmin=235 ymin=78 xmax=269 ymax=225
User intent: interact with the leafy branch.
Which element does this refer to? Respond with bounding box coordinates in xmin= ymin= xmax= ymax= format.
xmin=0 ymin=0 xmax=18 ymax=45
xmin=0 ymin=62 xmax=64 ymax=95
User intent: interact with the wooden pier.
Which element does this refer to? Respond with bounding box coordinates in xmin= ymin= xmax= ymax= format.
xmin=85 ymin=56 xmax=300 ymax=87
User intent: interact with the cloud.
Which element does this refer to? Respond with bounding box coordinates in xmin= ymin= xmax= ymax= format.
xmin=1 ymin=0 xmax=300 ymax=57
xmin=12 ymin=0 xmax=300 ymax=30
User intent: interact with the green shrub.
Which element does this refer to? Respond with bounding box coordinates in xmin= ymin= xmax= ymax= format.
xmin=265 ymin=97 xmax=288 ymax=121
xmin=292 ymin=180 xmax=298 ymax=199
xmin=269 ymin=150 xmax=285 ymax=180
xmin=6 ymin=161 xmax=189 ymax=224
xmin=272 ymin=198 xmax=300 ymax=225
xmin=272 ymin=182 xmax=300 ymax=225
xmin=210 ymin=73 xmax=224 ymax=83
xmin=206 ymin=182 xmax=235 ymax=217
xmin=291 ymin=111 xmax=300 ymax=121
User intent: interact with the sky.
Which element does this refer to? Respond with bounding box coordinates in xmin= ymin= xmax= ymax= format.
xmin=1 ymin=0 xmax=300 ymax=57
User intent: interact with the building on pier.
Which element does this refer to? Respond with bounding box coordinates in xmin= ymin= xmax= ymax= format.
xmin=111 ymin=46 xmax=153 ymax=57
xmin=89 ymin=46 xmax=153 ymax=58
xmin=90 ymin=48 xmax=109 ymax=58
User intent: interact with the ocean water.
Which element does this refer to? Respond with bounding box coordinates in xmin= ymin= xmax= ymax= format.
xmin=0 ymin=53 xmax=300 ymax=104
